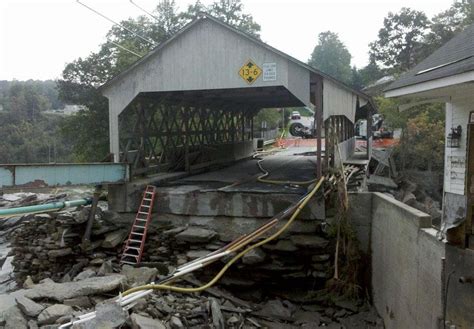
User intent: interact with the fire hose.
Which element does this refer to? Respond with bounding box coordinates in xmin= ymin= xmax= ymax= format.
xmin=59 ymin=177 xmax=325 ymax=328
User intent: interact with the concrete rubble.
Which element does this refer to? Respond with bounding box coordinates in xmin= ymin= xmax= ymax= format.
xmin=0 ymin=197 xmax=384 ymax=328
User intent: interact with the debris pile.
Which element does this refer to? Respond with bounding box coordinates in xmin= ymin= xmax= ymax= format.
xmin=141 ymin=221 xmax=334 ymax=300
xmin=0 ymin=193 xmax=384 ymax=328
xmin=10 ymin=208 xmax=125 ymax=284
xmin=0 ymin=192 xmax=67 ymax=209
xmin=0 ymin=267 xmax=383 ymax=329
xmin=5 ymin=204 xmax=335 ymax=299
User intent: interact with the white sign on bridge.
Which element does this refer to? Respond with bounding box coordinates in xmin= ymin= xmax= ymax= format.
xmin=263 ymin=63 xmax=277 ymax=81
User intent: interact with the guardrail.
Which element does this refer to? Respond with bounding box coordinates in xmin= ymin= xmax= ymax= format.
xmin=0 ymin=163 xmax=130 ymax=188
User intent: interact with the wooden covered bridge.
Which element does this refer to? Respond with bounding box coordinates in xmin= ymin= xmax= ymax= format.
xmin=100 ymin=13 xmax=374 ymax=178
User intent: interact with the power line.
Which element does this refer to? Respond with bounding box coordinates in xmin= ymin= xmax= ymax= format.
xmin=76 ymin=0 xmax=157 ymax=46
xmin=129 ymin=0 xmax=159 ymax=22
xmin=110 ymin=41 xmax=142 ymax=58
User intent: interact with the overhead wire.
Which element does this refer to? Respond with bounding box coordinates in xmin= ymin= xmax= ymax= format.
xmin=76 ymin=0 xmax=157 ymax=46
xmin=110 ymin=41 xmax=143 ymax=58
xmin=129 ymin=0 xmax=159 ymax=21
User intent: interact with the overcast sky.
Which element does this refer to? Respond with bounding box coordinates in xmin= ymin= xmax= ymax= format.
xmin=0 ymin=0 xmax=453 ymax=81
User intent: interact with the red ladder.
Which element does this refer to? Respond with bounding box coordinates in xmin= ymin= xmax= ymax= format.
xmin=120 ymin=185 xmax=156 ymax=266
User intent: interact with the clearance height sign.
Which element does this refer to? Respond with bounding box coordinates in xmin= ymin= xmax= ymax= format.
xmin=239 ymin=60 xmax=276 ymax=84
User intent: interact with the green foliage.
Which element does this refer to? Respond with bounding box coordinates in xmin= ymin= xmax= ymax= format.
xmin=58 ymin=0 xmax=261 ymax=161
xmin=399 ymin=110 xmax=445 ymax=171
xmin=0 ymin=112 xmax=72 ymax=163
xmin=308 ymin=31 xmax=352 ymax=84
xmin=350 ymin=66 xmax=364 ymax=91
xmin=0 ymin=80 xmax=64 ymax=119
xmin=254 ymin=108 xmax=282 ymax=130
xmin=374 ymin=96 xmax=405 ymax=128
xmin=357 ymin=60 xmax=386 ymax=88
xmin=423 ymin=0 xmax=474 ymax=54
xmin=369 ymin=8 xmax=429 ymax=73
xmin=208 ymin=0 xmax=261 ymax=38
xmin=375 ymin=95 xmax=445 ymax=171
xmin=0 ymin=81 xmax=71 ymax=164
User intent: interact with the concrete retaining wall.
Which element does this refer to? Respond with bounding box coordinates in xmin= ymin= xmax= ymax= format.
xmin=445 ymin=245 xmax=474 ymax=328
xmin=350 ymin=192 xmax=446 ymax=329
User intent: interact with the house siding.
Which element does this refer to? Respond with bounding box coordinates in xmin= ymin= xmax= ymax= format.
xmin=444 ymin=93 xmax=473 ymax=195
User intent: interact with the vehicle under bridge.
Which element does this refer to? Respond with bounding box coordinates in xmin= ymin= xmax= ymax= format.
xmin=99 ymin=13 xmax=375 ymax=211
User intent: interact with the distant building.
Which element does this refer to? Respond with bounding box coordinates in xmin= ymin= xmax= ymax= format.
xmin=44 ymin=104 xmax=85 ymax=116
xmin=363 ymin=75 xmax=396 ymax=96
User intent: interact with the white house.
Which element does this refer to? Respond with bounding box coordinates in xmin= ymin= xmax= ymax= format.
xmin=385 ymin=24 xmax=474 ymax=247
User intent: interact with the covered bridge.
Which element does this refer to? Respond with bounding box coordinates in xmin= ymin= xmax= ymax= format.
xmin=100 ymin=13 xmax=373 ymax=176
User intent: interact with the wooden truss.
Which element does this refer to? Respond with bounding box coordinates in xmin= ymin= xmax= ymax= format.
xmin=118 ymin=100 xmax=255 ymax=175
xmin=324 ymin=115 xmax=355 ymax=168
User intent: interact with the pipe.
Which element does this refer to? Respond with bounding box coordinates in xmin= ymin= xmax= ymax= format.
xmin=122 ymin=177 xmax=325 ymax=296
xmin=61 ymin=178 xmax=325 ymax=327
xmin=0 ymin=198 xmax=92 ymax=218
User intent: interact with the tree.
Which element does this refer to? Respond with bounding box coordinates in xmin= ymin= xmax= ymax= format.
xmin=369 ymin=8 xmax=429 ymax=73
xmin=423 ymin=0 xmax=474 ymax=54
xmin=58 ymin=0 xmax=262 ymax=161
xmin=179 ymin=0 xmax=206 ymax=21
xmin=308 ymin=31 xmax=352 ymax=84
xmin=358 ymin=60 xmax=386 ymax=87
xmin=179 ymin=0 xmax=261 ymax=38
xmin=208 ymin=0 xmax=261 ymax=37
xmin=154 ymin=0 xmax=186 ymax=38
xmin=402 ymin=110 xmax=445 ymax=171
xmin=350 ymin=66 xmax=364 ymax=91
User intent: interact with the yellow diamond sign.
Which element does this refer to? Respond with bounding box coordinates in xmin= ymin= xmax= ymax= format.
xmin=239 ymin=60 xmax=262 ymax=84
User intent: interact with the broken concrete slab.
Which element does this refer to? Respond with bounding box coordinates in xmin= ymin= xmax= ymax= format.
xmin=97 ymin=260 xmax=113 ymax=276
xmin=3 ymin=305 xmax=28 ymax=329
xmin=290 ymin=235 xmax=329 ymax=248
xmin=47 ymin=248 xmax=73 ymax=258
xmin=24 ymin=274 xmax=125 ymax=302
xmin=15 ymin=296 xmax=44 ymax=317
xmin=175 ymin=227 xmax=217 ymax=243
xmin=334 ymin=299 xmax=359 ymax=313
xmin=162 ymin=226 xmax=187 ymax=237
xmin=210 ymin=298 xmax=225 ymax=329
xmin=81 ymin=302 xmax=127 ymax=329
xmin=131 ymin=313 xmax=166 ymax=329
xmin=63 ymin=296 xmax=92 ymax=309
xmin=170 ymin=315 xmax=184 ymax=329
xmin=293 ymin=310 xmax=322 ymax=325
xmin=73 ymin=269 xmax=96 ymax=282
xmin=257 ymin=299 xmax=292 ymax=319
xmin=263 ymin=239 xmax=298 ymax=252
xmin=122 ymin=265 xmax=157 ymax=286
xmin=242 ymin=248 xmax=266 ymax=265
xmin=37 ymin=304 xmax=73 ymax=325
xmin=101 ymin=230 xmax=128 ymax=248
xmin=27 ymin=319 xmax=38 ymax=329
xmin=186 ymin=250 xmax=209 ymax=260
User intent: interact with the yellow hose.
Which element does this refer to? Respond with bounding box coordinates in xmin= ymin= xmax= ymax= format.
xmin=121 ymin=176 xmax=325 ymax=296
